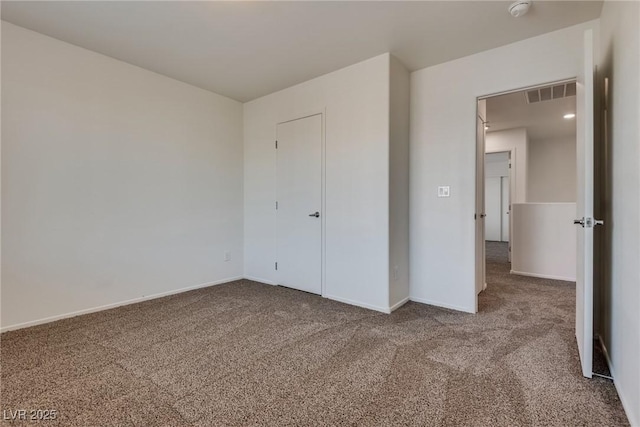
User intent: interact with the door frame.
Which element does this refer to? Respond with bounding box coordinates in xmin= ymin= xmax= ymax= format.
xmin=485 ymin=148 xmax=513 ymax=256
xmin=275 ymin=110 xmax=326 ymax=296
xmin=475 ymin=105 xmax=487 ymax=297
xmin=475 ymin=78 xmax=577 ymax=306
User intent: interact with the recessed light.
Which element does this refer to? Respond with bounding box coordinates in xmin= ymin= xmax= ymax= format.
xmin=564 ymin=113 xmax=576 ymax=119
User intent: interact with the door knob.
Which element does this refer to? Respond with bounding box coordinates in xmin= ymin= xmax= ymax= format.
xmin=574 ymin=217 xmax=604 ymax=227
xmin=309 ymin=212 xmax=320 ymax=218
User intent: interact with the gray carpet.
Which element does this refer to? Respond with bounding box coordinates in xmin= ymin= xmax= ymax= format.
xmin=486 ymin=240 xmax=510 ymax=263
xmin=1 ymin=250 xmax=629 ymax=426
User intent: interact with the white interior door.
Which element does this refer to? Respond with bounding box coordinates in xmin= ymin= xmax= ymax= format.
xmin=276 ymin=114 xmax=322 ymax=295
xmin=485 ymin=177 xmax=501 ymax=241
xmin=501 ymin=176 xmax=510 ymax=242
xmin=575 ymin=29 xmax=595 ymax=378
xmin=475 ymin=100 xmax=487 ymax=298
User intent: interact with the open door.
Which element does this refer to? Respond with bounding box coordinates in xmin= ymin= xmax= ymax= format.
xmin=475 ymin=99 xmax=487 ymax=299
xmin=574 ymin=29 xmax=598 ymax=378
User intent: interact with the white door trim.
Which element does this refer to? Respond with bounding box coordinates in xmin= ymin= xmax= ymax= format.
xmin=477 ymin=78 xmax=577 ymax=101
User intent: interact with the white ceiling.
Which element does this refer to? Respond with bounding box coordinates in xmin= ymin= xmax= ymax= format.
xmin=486 ymin=88 xmax=577 ymax=141
xmin=1 ymin=1 xmax=603 ymax=102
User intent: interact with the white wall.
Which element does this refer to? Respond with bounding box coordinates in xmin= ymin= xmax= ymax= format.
xmin=410 ymin=21 xmax=596 ymax=313
xmin=597 ymin=1 xmax=640 ymax=424
xmin=486 ymin=128 xmax=527 ymax=203
xmin=388 ymin=56 xmax=410 ymax=309
xmin=511 ymin=203 xmax=577 ymax=281
xmin=244 ymin=54 xmax=393 ymax=312
xmin=528 ymin=137 xmax=577 ymax=202
xmin=1 ymin=22 xmax=244 ymax=330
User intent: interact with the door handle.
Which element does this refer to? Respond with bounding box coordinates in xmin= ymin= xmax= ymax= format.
xmin=574 ymin=217 xmax=604 ymax=228
xmin=309 ymin=212 xmax=320 ymax=218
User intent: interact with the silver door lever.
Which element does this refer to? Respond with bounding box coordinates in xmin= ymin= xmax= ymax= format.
xmin=574 ymin=217 xmax=604 ymax=228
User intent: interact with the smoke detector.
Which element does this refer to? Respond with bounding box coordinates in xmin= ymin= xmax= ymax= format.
xmin=509 ymin=1 xmax=532 ymax=17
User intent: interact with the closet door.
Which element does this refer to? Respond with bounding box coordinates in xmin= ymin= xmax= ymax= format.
xmin=276 ymin=114 xmax=322 ymax=294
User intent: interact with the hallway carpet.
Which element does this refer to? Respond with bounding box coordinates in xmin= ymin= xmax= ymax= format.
xmin=1 ymin=254 xmax=628 ymax=425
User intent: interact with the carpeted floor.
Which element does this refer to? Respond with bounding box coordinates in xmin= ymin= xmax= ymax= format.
xmin=1 ymin=245 xmax=629 ymax=426
xmin=485 ymin=239 xmax=510 ymax=263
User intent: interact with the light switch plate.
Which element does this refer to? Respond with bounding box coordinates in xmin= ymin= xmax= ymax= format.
xmin=438 ymin=186 xmax=450 ymax=198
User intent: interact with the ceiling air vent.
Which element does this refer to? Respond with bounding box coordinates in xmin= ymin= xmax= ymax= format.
xmin=525 ymin=82 xmax=576 ymax=104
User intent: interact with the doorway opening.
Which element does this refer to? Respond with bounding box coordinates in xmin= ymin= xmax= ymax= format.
xmin=476 ymin=73 xmax=593 ymax=377
xmin=481 ymin=81 xmax=578 ymax=280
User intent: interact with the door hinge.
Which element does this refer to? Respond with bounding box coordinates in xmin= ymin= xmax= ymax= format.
xmin=275 ymin=140 xmax=278 ymax=149
xmin=509 ymin=162 xmax=512 ymax=169
xmin=276 ymin=201 xmax=278 ymax=210
xmin=275 ymin=262 xmax=278 ymax=271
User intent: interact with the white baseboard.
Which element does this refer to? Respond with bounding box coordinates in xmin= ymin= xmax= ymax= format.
xmin=0 ymin=276 xmax=243 ymax=333
xmin=510 ymin=270 xmax=576 ymax=282
xmin=324 ymin=294 xmax=391 ymax=314
xmin=597 ymin=335 xmax=638 ymax=427
xmin=389 ymin=297 xmax=410 ymax=312
xmin=247 ymin=280 xmax=407 ymax=314
xmin=409 ymin=296 xmax=475 ymax=314
xmin=243 ymin=275 xmax=277 ymax=286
